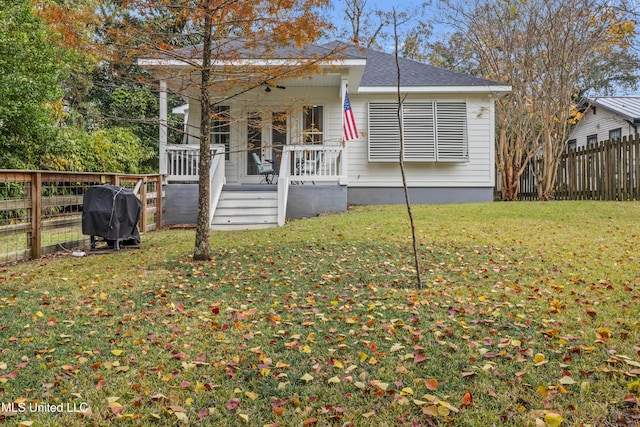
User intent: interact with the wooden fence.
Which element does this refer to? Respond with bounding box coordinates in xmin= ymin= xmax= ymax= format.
xmin=0 ymin=171 xmax=163 ymax=265
xmin=509 ymin=134 xmax=640 ymax=201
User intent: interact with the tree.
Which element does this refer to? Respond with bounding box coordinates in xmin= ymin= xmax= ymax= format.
xmin=392 ymin=9 xmax=423 ymax=289
xmin=104 ymin=0 xmax=335 ymax=260
xmin=335 ymin=0 xmax=432 ymax=56
xmin=0 ymin=1 xmax=68 ymax=168
xmin=436 ymin=0 xmax=639 ymax=200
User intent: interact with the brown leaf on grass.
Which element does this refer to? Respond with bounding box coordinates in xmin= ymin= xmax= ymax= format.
xmin=461 ymin=390 xmax=473 ymax=407
xmin=425 ymin=378 xmax=438 ymax=390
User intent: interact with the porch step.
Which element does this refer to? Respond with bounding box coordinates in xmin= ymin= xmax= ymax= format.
xmin=211 ymin=189 xmax=278 ymax=230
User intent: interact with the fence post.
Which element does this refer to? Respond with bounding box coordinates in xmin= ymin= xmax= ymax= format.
xmin=139 ymin=177 xmax=148 ymax=233
xmin=30 ymin=172 xmax=42 ymax=260
xmin=156 ymin=175 xmax=163 ymax=230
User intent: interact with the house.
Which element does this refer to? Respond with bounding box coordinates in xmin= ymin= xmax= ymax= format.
xmin=139 ymin=41 xmax=510 ymax=229
xmin=568 ymin=97 xmax=640 ymax=150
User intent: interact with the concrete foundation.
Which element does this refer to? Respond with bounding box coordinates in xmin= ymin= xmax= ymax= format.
xmin=347 ymin=187 xmax=494 ymax=205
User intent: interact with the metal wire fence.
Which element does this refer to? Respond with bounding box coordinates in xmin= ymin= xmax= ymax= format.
xmin=0 ymin=171 xmax=163 ymax=265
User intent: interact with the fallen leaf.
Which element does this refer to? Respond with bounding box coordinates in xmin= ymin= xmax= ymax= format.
xmin=559 ymin=376 xmax=576 ymax=385
xmin=544 ymin=412 xmax=564 ymax=427
xmin=425 ymin=378 xmax=438 ymax=391
xmin=461 ymin=390 xmax=473 ymax=407
xmin=300 ymin=373 xmax=314 ymax=383
xmin=245 ymin=391 xmax=259 ymax=400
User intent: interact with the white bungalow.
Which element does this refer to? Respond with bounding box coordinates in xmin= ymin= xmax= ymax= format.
xmin=140 ymin=41 xmax=510 ymax=229
xmin=568 ymin=97 xmax=640 ymax=149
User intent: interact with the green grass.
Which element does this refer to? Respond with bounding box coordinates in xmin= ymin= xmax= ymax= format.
xmin=0 ymin=201 xmax=639 ymax=426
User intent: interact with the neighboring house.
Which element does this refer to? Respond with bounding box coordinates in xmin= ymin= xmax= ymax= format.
xmin=568 ymin=97 xmax=640 ymax=150
xmin=139 ymin=41 xmax=510 ymax=229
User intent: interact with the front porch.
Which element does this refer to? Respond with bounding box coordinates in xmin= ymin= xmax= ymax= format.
xmin=161 ymin=144 xmax=348 ymax=229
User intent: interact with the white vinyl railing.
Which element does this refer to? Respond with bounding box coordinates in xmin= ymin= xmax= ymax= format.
xmin=277 ymin=148 xmax=291 ymax=226
xmin=208 ymin=145 xmax=226 ymax=224
xmin=165 ymin=144 xmax=344 ymax=227
xmin=166 ymin=145 xmax=208 ymax=182
xmin=277 ymin=145 xmax=345 ymax=226
xmin=286 ymin=145 xmax=344 ymax=183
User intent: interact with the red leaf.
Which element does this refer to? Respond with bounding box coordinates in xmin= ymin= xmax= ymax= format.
xmin=225 ymin=398 xmax=241 ymax=411
xmin=303 ymin=418 xmax=318 ymax=425
xmin=414 ymin=353 xmax=426 ymax=364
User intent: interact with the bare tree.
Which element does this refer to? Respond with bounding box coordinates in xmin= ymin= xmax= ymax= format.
xmin=339 ymin=0 xmax=431 ymax=55
xmin=437 ymin=0 xmax=639 ymax=200
xmin=392 ymin=9 xmax=423 ymax=289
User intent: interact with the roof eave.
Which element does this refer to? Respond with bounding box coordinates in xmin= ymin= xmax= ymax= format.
xmin=357 ymin=85 xmax=512 ymax=94
xmin=137 ymin=58 xmax=367 ymax=68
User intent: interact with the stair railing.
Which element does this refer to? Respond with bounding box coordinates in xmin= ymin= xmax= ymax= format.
xmin=277 ymin=148 xmax=291 ymax=226
xmin=208 ymin=145 xmax=226 ymax=225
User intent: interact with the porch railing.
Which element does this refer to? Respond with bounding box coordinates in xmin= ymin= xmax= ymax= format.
xmin=208 ymin=145 xmax=226 ymax=224
xmin=165 ymin=144 xmax=345 ymax=227
xmin=286 ymin=145 xmax=345 ymax=183
xmin=277 ymin=145 xmax=346 ymax=226
xmin=166 ymin=145 xmax=206 ymax=182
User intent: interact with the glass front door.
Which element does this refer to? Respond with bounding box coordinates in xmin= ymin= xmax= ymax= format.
xmin=246 ymin=111 xmax=287 ymax=179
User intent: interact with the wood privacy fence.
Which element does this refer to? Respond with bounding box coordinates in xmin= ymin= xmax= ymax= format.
xmin=514 ymin=134 xmax=640 ymax=201
xmin=0 ymin=171 xmax=163 ymax=265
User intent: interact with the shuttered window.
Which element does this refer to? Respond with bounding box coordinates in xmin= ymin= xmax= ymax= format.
xmin=368 ymin=103 xmax=400 ymax=162
xmin=368 ymin=101 xmax=468 ymax=162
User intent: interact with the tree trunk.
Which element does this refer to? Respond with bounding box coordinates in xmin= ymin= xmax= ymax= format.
xmin=193 ymin=9 xmax=213 ymax=261
xmin=393 ymin=10 xmax=422 ymax=289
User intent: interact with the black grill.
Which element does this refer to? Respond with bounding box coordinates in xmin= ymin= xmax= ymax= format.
xmin=82 ymin=185 xmax=142 ymax=250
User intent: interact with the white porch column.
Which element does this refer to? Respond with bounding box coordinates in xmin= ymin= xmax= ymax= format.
xmin=159 ymin=80 xmax=168 ymax=176
xmin=339 ymin=78 xmax=350 ymax=185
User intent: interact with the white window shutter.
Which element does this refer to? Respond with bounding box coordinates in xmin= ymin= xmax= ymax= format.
xmin=368 ymin=101 xmax=468 ymax=162
xmin=435 ymin=102 xmax=468 ymax=161
xmin=403 ymin=102 xmax=435 ymax=161
xmin=368 ymin=102 xmax=400 ymax=162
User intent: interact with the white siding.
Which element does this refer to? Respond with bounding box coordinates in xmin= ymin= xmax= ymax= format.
xmin=345 ymin=93 xmax=495 ymax=187
xmin=569 ymin=106 xmax=637 ymax=148
xmin=181 ymin=86 xmax=496 ymax=189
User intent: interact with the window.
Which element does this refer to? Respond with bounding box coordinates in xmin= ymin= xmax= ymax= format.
xmin=586 ymin=134 xmax=598 ymax=146
xmin=303 ymin=105 xmax=323 ymax=144
xmin=567 ymin=139 xmax=576 ymax=152
xmin=211 ymin=105 xmax=231 ymax=160
xmin=609 ymin=128 xmax=622 ymax=141
xmin=368 ymin=101 xmax=468 ymax=162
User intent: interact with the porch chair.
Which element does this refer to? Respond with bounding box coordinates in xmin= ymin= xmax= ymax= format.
xmin=251 ymin=153 xmax=277 ymax=184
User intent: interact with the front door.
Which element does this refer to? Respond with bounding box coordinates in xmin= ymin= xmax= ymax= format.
xmin=245 ymin=111 xmax=287 ymax=182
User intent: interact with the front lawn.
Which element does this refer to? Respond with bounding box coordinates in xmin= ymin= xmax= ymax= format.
xmin=0 ymin=201 xmax=639 ymax=426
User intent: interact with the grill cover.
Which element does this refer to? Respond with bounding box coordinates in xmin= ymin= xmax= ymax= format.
xmin=82 ymin=185 xmax=142 ymax=245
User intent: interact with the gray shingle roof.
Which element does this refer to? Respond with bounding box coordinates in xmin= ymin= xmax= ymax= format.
xmin=161 ymin=39 xmax=505 ymax=88
xmin=589 ymin=97 xmax=640 ymax=123
xmin=321 ymin=41 xmax=503 ymax=87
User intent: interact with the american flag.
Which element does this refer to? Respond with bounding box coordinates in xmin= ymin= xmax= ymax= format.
xmin=343 ymin=91 xmax=359 ymax=141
